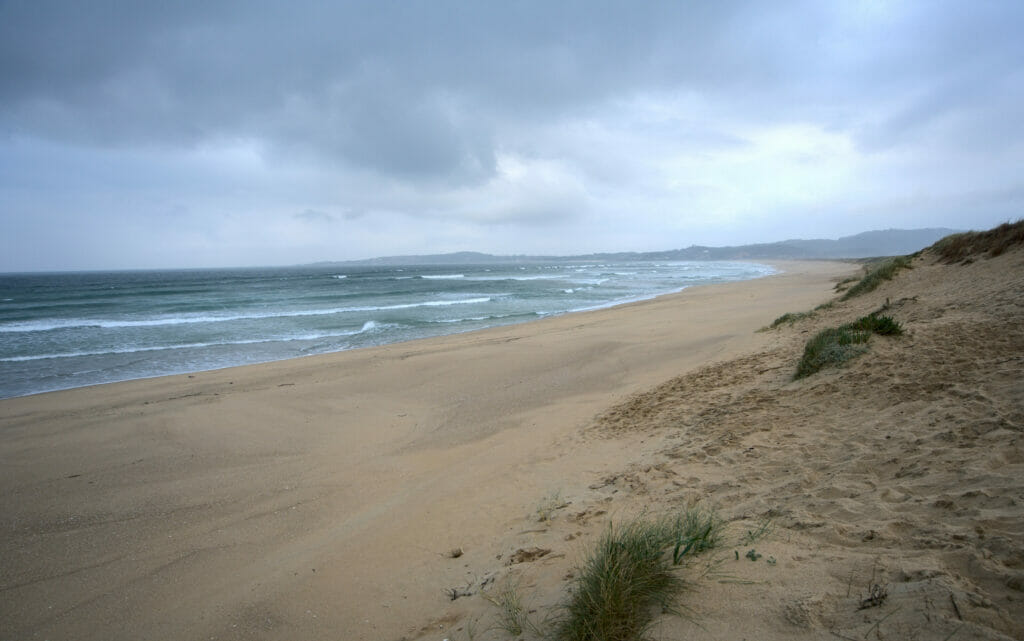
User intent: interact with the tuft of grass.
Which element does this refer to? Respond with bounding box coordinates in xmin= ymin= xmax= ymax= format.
xmin=847 ymin=313 xmax=903 ymax=336
xmin=555 ymin=509 xmax=722 ymax=641
xmin=833 ymin=276 xmax=860 ymax=292
xmin=794 ymin=326 xmax=870 ymax=379
xmin=794 ymin=313 xmax=902 ymax=379
xmin=930 ymin=220 xmax=1024 ymax=263
xmin=483 ymin=581 xmax=535 ymax=637
xmin=458 ymin=615 xmax=482 ymax=641
xmin=761 ymin=301 xmax=838 ymax=332
xmin=741 ymin=518 xmax=774 ymax=545
xmin=535 ymin=490 xmax=569 ymax=523
xmin=667 ymin=507 xmax=722 ymax=562
xmin=768 ymin=310 xmax=815 ymax=329
xmin=841 ymin=256 xmax=913 ymax=300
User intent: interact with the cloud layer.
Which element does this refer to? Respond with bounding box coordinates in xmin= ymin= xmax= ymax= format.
xmin=2 ymin=1 xmax=1022 ymax=269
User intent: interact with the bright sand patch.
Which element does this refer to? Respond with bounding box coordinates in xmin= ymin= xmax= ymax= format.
xmin=1 ymin=255 xmax=1021 ymax=641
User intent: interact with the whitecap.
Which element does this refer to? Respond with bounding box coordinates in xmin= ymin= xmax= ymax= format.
xmin=0 ymin=324 xmax=388 ymax=362
xmin=0 ymin=298 xmax=493 ymax=333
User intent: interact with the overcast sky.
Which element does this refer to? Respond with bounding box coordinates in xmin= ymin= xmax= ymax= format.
xmin=2 ymin=1 xmax=1022 ymax=270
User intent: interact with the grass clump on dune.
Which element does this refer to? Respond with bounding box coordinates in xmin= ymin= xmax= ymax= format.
xmin=794 ymin=313 xmax=902 ymax=379
xmin=767 ymin=310 xmax=815 ymax=329
xmin=762 ymin=302 xmax=834 ymax=332
xmin=483 ymin=580 xmax=536 ymax=637
xmin=931 ymin=220 xmax=1024 ymax=263
xmin=794 ymin=326 xmax=871 ymax=379
xmin=846 ymin=313 xmax=903 ymax=336
xmin=833 ymin=275 xmax=860 ymax=293
xmin=555 ymin=508 xmax=721 ymax=641
xmin=840 ymin=256 xmax=913 ymax=300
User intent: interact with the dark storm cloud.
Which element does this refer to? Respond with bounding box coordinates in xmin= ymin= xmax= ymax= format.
xmin=0 ymin=1 xmax=835 ymax=180
xmin=2 ymin=1 xmax=649 ymax=178
xmin=5 ymin=1 xmax=1022 ymax=180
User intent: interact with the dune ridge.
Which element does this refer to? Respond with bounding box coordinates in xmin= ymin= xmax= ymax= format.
xmin=575 ymin=241 xmax=1024 ymax=640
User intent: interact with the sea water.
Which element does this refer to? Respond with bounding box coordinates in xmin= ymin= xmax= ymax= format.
xmin=0 ymin=261 xmax=774 ymax=399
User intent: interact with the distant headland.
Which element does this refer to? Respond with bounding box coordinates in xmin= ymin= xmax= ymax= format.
xmin=321 ymin=228 xmax=961 ymax=266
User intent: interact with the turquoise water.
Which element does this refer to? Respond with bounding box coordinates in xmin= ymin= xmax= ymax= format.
xmin=0 ymin=261 xmax=773 ymax=398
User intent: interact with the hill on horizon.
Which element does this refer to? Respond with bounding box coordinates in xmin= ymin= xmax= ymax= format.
xmin=328 ymin=227 xmax=961 ymax=265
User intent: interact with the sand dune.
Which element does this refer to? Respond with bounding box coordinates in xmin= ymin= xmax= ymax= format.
xmin=1 ymin=247 xmax=1021 ymax=640
xmin=583 ymin=247 xmax=1024 ymax=640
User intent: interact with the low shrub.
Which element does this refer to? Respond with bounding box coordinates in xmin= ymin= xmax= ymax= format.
xmin=847 ymin=313 xmax=903 ymax=336
xmin=794 ymin=314 xmax=902 ymax=379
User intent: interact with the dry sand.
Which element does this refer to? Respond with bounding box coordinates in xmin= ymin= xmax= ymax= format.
xmin=1 ymin=253 xmax=1021 ymax=641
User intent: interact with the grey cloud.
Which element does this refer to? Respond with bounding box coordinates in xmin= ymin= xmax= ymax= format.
xmin=0 ymin=2 xmax=831 ymax=182
xmin=2 ymin=1 xmax=1023 ymax=270
xmin=6 ymin=1 xmax=1021 ymax=181
xmin=5 ymin=3 xmax=1021 ymax=124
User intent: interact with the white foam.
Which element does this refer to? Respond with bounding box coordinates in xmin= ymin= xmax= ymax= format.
xmin=0 ymin=324 xmax=384 ymax=362
xmin=464 ymin=275 xmax=558 ymax=281
xmin=429 ymin=312 xmax=522 ymax=324
xmin=0 ymin=298 xmax=492 ymax=333
xmin=347 ymin=297 xmax=492 ymax=312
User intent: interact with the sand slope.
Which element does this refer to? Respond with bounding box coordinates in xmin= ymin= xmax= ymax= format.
xmin=2 ymin=250 xmax=1022 ymax=641
xmin=579 ymin=248 xmax=1024 ymax=640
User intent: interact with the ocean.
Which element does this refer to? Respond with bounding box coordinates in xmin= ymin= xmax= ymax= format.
xmin=0 ymin=261 xmax=774 ymax=399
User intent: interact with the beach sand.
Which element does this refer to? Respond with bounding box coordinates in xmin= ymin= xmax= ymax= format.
xmin=1 ymin=253 xmax=1021 ymax=641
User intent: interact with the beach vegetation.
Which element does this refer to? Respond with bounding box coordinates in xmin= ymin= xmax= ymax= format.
xmin=456 ymin=615 xmax=483 ymax=641
xmin=762 ymin=296 xmax=845 ymax=332
xmin=535 ymin=489 xmax=569 ymax=523
xmin=741 ymin=518 xmax=774 ymax=545
xmin=483 ymin=580 xmax=538 ymax=638
xmin=762 ymin=300 xmax=838 ymax=332
xmin=554 ymin=507 xmax=722 ymax=641
xmin=767 ymin=310 xmax=815 ymax=329
xmin=795 ymin=326 xmax=869 ymax=378
xmin=833 ymin=276 xmax=860 ymax=292
xmin=847 ymin=313 xmax=903 ymax=336
xmin=794 ymin=313 xmax=903 ymax=379
xmin=840 ymin=256 xmax=913 ymax=300
xmin=930 ymin=219 xmax=1024 ymax=263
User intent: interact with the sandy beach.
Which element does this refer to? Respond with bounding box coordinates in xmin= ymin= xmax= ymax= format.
xmin=2 ymin=251 xmax=1022 ymax=641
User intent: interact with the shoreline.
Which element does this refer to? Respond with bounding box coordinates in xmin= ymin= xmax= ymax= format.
xmin=0 ymin=257 xmax=774 ymax=397
xmin=0 ymin=259 xmax=857 ymax=641
xmin=0 ymin=258 xmax=782 ymax=399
